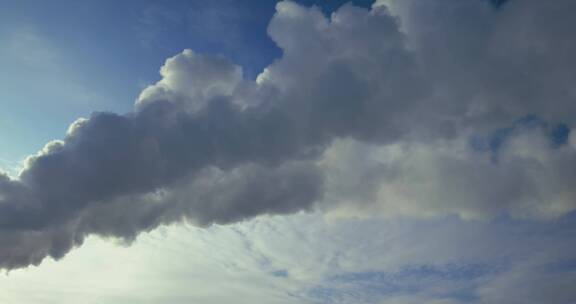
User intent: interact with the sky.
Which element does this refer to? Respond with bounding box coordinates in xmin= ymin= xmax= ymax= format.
xmin=0 ymin=0 xmax=372 ymax=166
xmin=0 ymin=0 xmax=575 ymax=303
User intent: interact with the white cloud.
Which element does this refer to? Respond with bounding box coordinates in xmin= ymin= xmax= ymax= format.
xmin=319 ymin=128 xmax=576 ymax=220
xmin=1 ymin=6 xmax=576 ymax=304
xmin=2 ymin=212 xmax=574 ymax=303
xmin=137 ymin=49 xmax=244 ymax=111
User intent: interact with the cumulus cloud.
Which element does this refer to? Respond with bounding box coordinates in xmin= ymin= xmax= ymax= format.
xmin=137 ymin=49 xmax=244 ymax=111
xmin=320 ymin=121 xmax=576 ymax=220
xmin=1 ymin=0 xmax=575 ymax=269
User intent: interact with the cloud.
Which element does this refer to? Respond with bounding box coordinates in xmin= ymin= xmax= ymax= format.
xmin=137 ymin=49 xmax=243 ymax=111
xmin=230 ymin=214 xmax=576 ymax=304
xmin=3 ymin=212 xmax=575 ymax=304
xmin=1 ymin=0 xmax=576 ymax=270
xmin=320 ymin=122 xmax=576 ymax=220
xmin=316 ymin=0 xmax=576 ymax=220
xmin=0 ymin=0 xmax=417 ymax=269
xmin=389 ymin=0 xmax=576 ymax=127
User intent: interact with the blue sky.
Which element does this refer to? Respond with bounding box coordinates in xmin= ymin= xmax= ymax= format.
xmin=1 ymin=0 xmax=576 ymax=303
xmin=0 ymin=0 xmax=373 ymax=167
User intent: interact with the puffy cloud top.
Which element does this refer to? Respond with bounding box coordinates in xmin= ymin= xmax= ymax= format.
xmin=1 ymin=0 xmax=575 ymax=269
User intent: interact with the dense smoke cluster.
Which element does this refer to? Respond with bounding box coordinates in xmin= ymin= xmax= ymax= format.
xmin=1 ymin=0 xmax=575 ymax=269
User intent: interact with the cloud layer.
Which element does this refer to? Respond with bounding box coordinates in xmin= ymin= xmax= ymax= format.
xmin=1 ymin=0 xmax=575 ymax=269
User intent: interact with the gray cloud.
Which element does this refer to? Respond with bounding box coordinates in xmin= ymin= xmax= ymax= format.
xmin=1 ymin=0 xmax=576 ymax=269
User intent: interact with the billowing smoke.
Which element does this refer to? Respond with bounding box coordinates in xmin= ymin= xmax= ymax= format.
xmin=1 ymin=0 xmax=576 ymax=269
